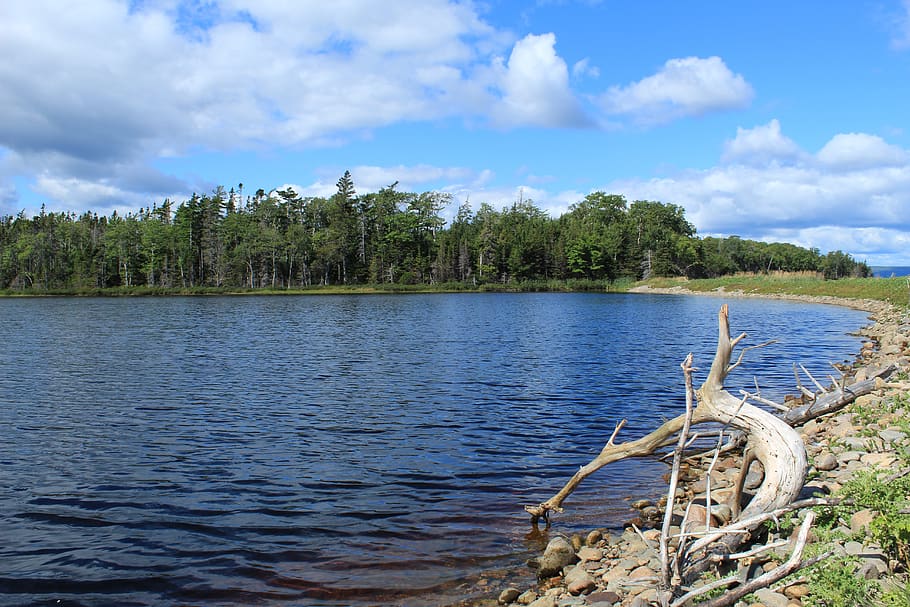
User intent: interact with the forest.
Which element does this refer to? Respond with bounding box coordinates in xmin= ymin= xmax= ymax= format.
xmin=0 ymin=171 xmax=870 ymax=291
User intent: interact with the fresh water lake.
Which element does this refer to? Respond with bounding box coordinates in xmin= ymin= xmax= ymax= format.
xmin=0 ymin=293 xmax=870 ymax=606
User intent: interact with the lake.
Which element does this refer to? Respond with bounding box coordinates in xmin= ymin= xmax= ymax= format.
xmin=0 ymin=293 xmax=869 ymax=606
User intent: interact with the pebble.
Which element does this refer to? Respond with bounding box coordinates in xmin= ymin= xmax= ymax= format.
xmin=815 ymin=452 xmax=838 ymax=471
xmin=754 ymin=588 xmax=790 ymax=607
xmin=499 ymin=587 xmax=521 ymax=604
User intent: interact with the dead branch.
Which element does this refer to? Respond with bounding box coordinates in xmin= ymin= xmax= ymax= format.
xmin=660 ymin=353 xmax=697 ymax=599
xmin=687 ymin=513 xmax=823 ymax=607
xmin=782 ymin=363 xmax=896 ymax=426
xmin=525 ymin=411 xmax=700 ymax=522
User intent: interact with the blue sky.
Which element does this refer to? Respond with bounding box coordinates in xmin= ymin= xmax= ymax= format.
xmin=2 ymin=1 xmax=909 ymax=264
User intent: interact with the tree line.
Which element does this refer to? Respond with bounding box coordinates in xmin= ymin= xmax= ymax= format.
xmin=0 ymin=171 xmax=870 ymax=291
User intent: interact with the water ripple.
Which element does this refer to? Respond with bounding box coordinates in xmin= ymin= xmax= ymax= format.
xmin=0 ymin=293 xmax=867 ymax=606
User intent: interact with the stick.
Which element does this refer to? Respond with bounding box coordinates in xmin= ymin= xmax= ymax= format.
xmin=660 ymin=353 xmax=696 ymax=598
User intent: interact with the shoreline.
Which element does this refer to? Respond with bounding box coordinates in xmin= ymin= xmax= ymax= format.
xmin=475 ymin=288 xmax=909 ymax=607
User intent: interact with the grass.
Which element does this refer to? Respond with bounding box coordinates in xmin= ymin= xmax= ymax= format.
xmin=2 ymin=273 xmax=906 ymax=303
xmin=639 ymin=274 xmax=910 ymax=306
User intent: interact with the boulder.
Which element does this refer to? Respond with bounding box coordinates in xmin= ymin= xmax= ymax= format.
xmin=538 ymin=537 xmax=577 ymax=579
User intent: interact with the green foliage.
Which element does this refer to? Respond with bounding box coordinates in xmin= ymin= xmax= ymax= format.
xmin=0 ymin=182 xmax=870 ymax=293
xmin=815 ymin=467 xmax=910 ymax=569
xmin=803 ymin=556 xmax=878 ymax=607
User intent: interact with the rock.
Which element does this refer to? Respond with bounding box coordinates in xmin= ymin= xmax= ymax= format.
xmin=711 ymin=504 xmax=733 ymax=525
xmin=744 ymin=468 xmax=764 ymax=490
xmin=642 ymin=529 xmax=661 ymax=542
xmin=601 ymin=562 xmax=634 ymax=584
xmin=577 ymin=546 xmax=603 ymax=562
xmin=640 ymin=506 xmax=661 ymax=521
xmin=564 ymin=567 xmax=596 ymax=595
xmin=498 ymin=587 xmax=521 ymax=604
xmin=527 ymin=596 xmax=557 ymax=607
xmin=815 ymin=452 xmax=838 ymax=471
xmin=629 ymin=589 xmax=657 ymax=607
xmin=585 ymin=529 xmax=603 ymax=547
xmin=517 ymin=589 xmax=539 ymax=605
xmin=630 ymin=499 xmax=653 ymax=510
xmin=859 ymin=557 xmax=889 ymax=579
xmin=838 ymin=450 xmax=862 ymax=463
xmin=783 ymin=583 xmax=810 ymax=599
xmin=753 ymin=588 xmax=790 ymax=607
xmin=556 ymin=597 xmax=585 ymax=607
xmin=880 ymin=428 xmax=906 ymax=444
xmin=850 ymin=509 xmax=877 ymax=534
xmin=842 ymin=436 xmax=870 ymax=451
xmin=538 ymin=537 xmax=578 ymax=579
xmin=844 ymin=541 xmax=864 ymax=556
xmin=629 ymin=565 xmax=656 ymax=579
xmin=586 ymin=590 xmax=620 ymax=605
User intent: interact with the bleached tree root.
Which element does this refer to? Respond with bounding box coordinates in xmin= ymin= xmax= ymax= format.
xmin=528 ymin=305 xmax=806 ymax=531
xmin=524 ymin=304 xmax=886 ymax=601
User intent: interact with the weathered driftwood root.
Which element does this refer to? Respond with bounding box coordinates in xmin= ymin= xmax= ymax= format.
xmin=527 ymin=304 xmax=807 ymax=533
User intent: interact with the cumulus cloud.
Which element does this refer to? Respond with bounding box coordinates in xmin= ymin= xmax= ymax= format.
xmin=817 ymin=133 xmax=909 ymax=169
xmin=604 ymin=122 xmax=910 ymax=263
xmin=492 ymin=33 xmax=591 ymax=128
xmin=601 ymin=56 xmax=754 ymax=125
xmin=722 ymin=120 xmax=806 ymax=166
xmin=0 ymin=1 xmax=762 ymax=219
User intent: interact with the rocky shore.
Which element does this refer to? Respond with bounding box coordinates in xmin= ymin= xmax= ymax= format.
xmin=478 ymin=290 xmax=910 ymax=607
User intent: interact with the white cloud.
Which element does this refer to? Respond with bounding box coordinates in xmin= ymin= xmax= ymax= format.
xmin=492 ymin=33 xmax=591 ymax=128
xmin=604 ymin=123 xmax=910 ymax=263
xmin=817 ymin=133 xmax=908 ymax=170
xmin=722 ymin=120 xmax=806 ymax=166
xmin=601 ymin=56 xmax=754 ymax=125
xmin=572 ymin=57 xmax=600 ymax=79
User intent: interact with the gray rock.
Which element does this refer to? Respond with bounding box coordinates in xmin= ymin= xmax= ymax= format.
xmin=842 ymin=436 xmax=870 ymax=451
xmin=838 ymin=450 xmax=862 ymax=463
xmin=816 ymin=452 xmax=839 ymax=471
xmin=859 ymin=556 xmax=889 ymax=579
xmin=744 ymin=469 xmax=764 ymax=490
xmin=880 ymin=428 xmax=906 ymax=444
xmin=556 ymin=597 xmax=585 ymax=607
xmin=538 ymin=537 xmax=578 ymax=579
xmin=844 ymin=541 xmax=865 ymax=556
xmin=753 ymin=588 xmax=790 ymax=607
xmin=517 ymin=589 xmax=539 ymax=605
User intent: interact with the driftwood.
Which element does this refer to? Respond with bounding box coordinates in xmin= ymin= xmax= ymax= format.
xmin=525 ymin=304 xmax=891 ymax=603
xmin=526 ymin=305 xmax=807 ymax=528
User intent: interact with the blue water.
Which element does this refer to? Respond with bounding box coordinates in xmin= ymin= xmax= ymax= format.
xmin=0 ymin=293 xmax=868 ymax=606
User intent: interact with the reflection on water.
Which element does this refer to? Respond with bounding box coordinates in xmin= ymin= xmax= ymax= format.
xmin=0 ymin=293 xmax=867 ymax=605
